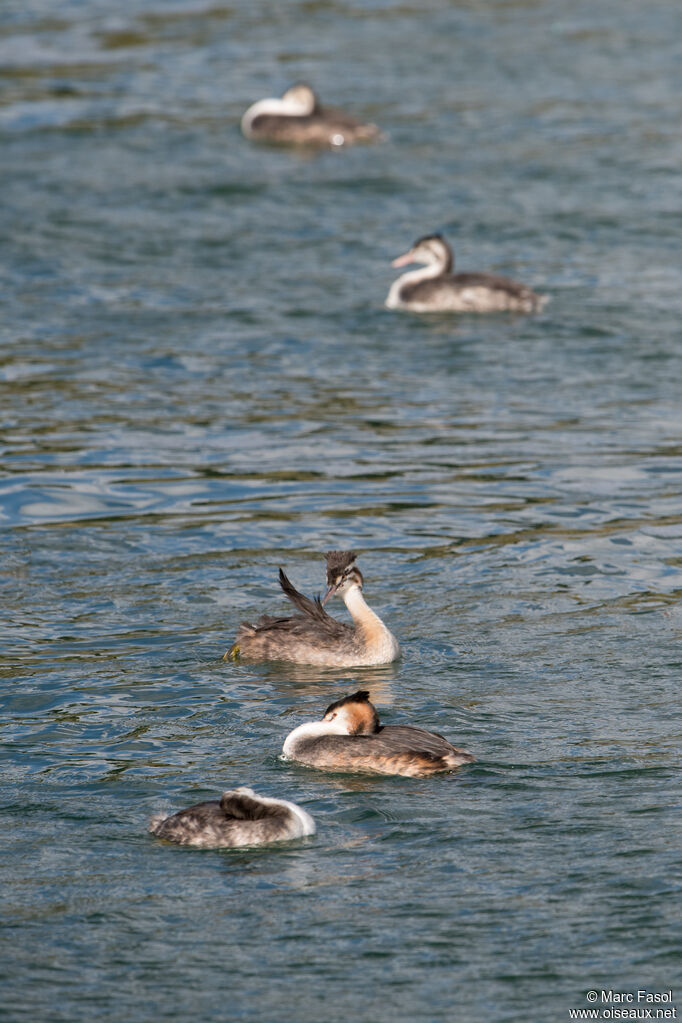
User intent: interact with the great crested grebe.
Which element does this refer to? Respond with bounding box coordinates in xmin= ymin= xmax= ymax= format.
xmin=227 ymin=550 xmax=400 ymax=667
xmin=241 ymin=83 xmax=383 ymax=147
xmin=149 ymin=787 xmax=315 ymax=849
xmin=385 ymin=233 xmax=548 ymax=313
xmin=283 ymin=690 xmax=475 ymax=777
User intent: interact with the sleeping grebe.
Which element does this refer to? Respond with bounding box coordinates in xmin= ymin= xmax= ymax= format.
xmin=241 ymin=83 xmax=383 ymax=147
xmin=227 ymin=551 xmax=400 ymax=667
xmin=283 ymin=690 xmax=475 ymax=777
xmin=386 ymin=233 xmax=548 ymax=313
xmin=149 ymin=787 xmax=315 ymax=848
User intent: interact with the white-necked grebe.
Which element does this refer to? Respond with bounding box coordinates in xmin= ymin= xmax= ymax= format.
xmin=149 ymin=787 xmax=315 ymax=848
xmin=241 ymin=83 xmax=383 ymax=147
xmin=227 ymin=551 xmax=400 ymax=667
xmin=386 ymin=233 xmax=547 ymax=313
xmin=283 ymin=690 xmax=474 ymax=777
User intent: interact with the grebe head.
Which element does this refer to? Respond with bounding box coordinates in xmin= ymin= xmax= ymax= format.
xmin=391 ymin=233 xmax=453 ymax=273
xmin=322 ymin=549 xmax=363 ymax=604
xmin=281 ymin=82 xmax=317 ymax=115
xmin=322 ymin=690 xmax=379 ymax=735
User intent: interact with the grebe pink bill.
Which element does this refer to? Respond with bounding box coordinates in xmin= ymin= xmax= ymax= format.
xmin=386 ymin=233 xmax=548 ymax=314
xmin=241 ymin=83 xmax=384 ymax=147
xmin=149 ymin=787 xmax=315 ymax=849
xmin=227 ymin=551 xmax=400 ymax=667
xmin=283 ymin=690 xmax=474 ymax=778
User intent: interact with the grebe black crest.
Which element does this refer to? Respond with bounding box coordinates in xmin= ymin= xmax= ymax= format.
xmin=148 ymin=787 xmax=315 ymax=849
xmin=226 ymin=551 xmax=400 ymax=667
xmin=386 ymin=233 xmax=548 ymax=314
xmin=324 ymin=549 xmax=358 ymax=581
xmin=282 ymin=691 xmax=474 ymax=777
xmin=241 ymin=83 xmax=383 ymax=147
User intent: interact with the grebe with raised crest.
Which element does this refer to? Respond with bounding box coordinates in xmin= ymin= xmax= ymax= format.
xmin=386 ymin=233 xmax=547 ymax=313
xmin=227 ymin=551 xmax=400 ymax=667
xmin=241 ymin=83 xmax=383 ymax=147
xmin=283 ymin=691 xmax=475 ymax=777
xmin=149 ymin=787 xmax=315 ymax=848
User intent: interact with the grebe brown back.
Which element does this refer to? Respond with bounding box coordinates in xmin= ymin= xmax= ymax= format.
xmin=227 ymin=551 xmax=400 ymax=667
xmin=283 ymin=691 xmax=475 ymax=777
xmin=148 ymin=787 xmax=315 ymax=848
xmin=241 ymin=83 xmax=383 ymax=147
xmin=386 ymin=233 xmax=547 ymax=313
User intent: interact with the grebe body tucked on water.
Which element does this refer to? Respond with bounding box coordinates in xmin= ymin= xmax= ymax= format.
xmin=149 ymin=787 xmax=315 ymax=848
xmin=283 ymin=691 xmax=474 ymax=777
xmin=386 ymin=233 xmax=547 ymax=314
xmin=227 ymin=551 xmax=400 ymax=667
xmin=241 ymin=83 xmax=383 ymax=147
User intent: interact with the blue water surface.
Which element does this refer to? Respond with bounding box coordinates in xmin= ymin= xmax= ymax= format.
xmin=1 ymin=1 xmax=681 ymax=1021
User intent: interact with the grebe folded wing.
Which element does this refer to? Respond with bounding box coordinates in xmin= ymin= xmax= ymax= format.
xmin=375 ymin=724 xmax=473 ymax=759
xmin=285 ymin=731 xmax=473 ymax=776
xmin=302 ymin=726 xmax=474 ymax=762
xmin=219 ymin=789 xmax=274 ymax=819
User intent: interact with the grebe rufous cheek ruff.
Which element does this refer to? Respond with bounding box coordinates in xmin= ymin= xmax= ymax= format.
xmin=241 ymin=83 xmax=383 ymax=147
xmin=226 ymin=551 xmax=400 ymax=668
xmin=385 ymin=233 xmax=548 ymax=314
xmin=149 ymin=787 xmax=315 ymax=849
xmin=283 ymin=690 xmax=475 ymax=777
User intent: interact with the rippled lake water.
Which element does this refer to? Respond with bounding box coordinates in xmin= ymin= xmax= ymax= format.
xmin=2 ymin=1 xmax=681 ymax=1021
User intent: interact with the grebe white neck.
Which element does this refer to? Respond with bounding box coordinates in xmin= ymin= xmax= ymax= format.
xmin=342 ymin=582 xmax=379 ymax=621
xmin=385 ymin=261 xmax=445 ymax=309
xmin=283 ymin=718 xmax=348 ymax=758
xmin=241 ymin=92 xmax=315 ymax=136
xmin=273 ymin=797 xmax=316 ymax=837
xmin=339 ymin=582 xmax=400 ymax=661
